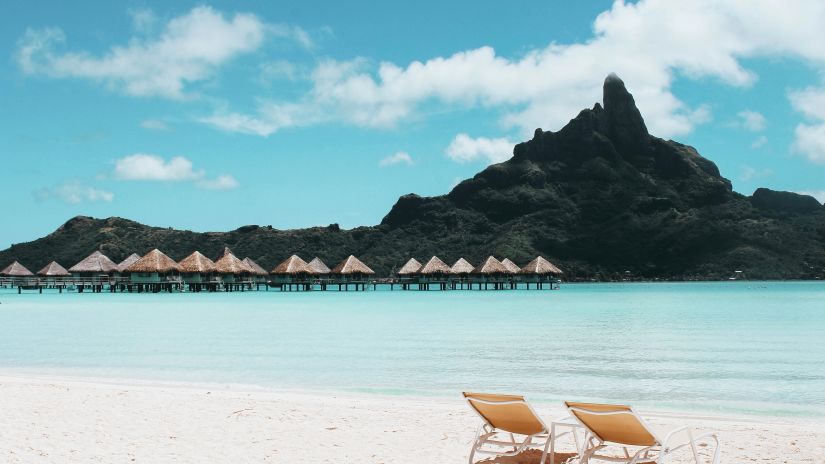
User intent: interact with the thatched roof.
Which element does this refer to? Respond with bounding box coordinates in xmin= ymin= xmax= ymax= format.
xmin=126 ymin=249 xmax=180 ymax=273
xmin=69 ymin=250 xmax=119 ymax=274
xmin=117 ymin=253 xmax=141 ymax=273
xmin=37 ymin=261 xmax=70 ymax=277
xmin=307 ymin=257 xmax=331 ymax=274
xmin=474 ymin=256 xmax=508 ymax=274
xmin=419 ymin=256 xmax=451 ymax=274
xmin=178 ymin=251 xmax=216 ymax=273
xmin=332 ymin=255 xmax=375 ymax=274
xmin=214 ymin=247 xmax=253 ymax=274
xmin=450 ymin=258 xmax=475 ymax=274
xmin=397 ymin=258 xmax=422 ymax=275
xmin=1 ymin=261 xmax=34 ymax=277
xmin=243 ymin=257 xmax=268 ymax=276
xmin=521 ymin=256 xmax=563 ymax=275
xmin=271 ymin=255 xmax=311 ymax=274
xmin=501 ymin=258 xmax=521 ymax=274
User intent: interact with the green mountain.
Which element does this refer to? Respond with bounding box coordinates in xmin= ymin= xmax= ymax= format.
xmin=3 ymin=74 xmax=824 ymax=280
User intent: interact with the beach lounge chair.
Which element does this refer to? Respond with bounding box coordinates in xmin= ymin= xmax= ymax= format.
xmin=565 ymin=402 xmax=721 ymax=464
xmin=464 ymin=392 xmax=559 ymax=464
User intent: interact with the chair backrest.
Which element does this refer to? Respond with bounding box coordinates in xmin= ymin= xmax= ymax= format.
xmin=565 ymin=402 xmax=658 ymax=447
xmin=464 ymin=392 xmax=546 ymax=436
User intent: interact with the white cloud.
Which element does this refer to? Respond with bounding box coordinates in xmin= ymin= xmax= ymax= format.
xmin=445 ymin=134 xmax=514 ymax=164
xmin=16 ymin=6 xmax=277 ymax=99
xmin=114 ymin=154 xmax=201 ymax=181
xmin=203 ymin=0 xmax=825 ymax=138
xmin=34 ymin=180 xmax=114 ymax=204
xmin=750 ymin=135 xmax=768 ymax=149
xmin=140 ymin=119 xmax=170 ymax=131
xmin=793 ymin=123 xmax=825 ymax=164
xmin=197 ymin=175 xmax=239 ymax=190
xmin=737 ymin=110 xmax=767 ymax=131
xmin=739 ymin=165 xmax=773 ymax=181
xmin=113 ymin=153 xmax=238 ymax=190
xmin=378 ymin=152 xmax=413 ymax=167
xmin=796 ymin=190 xmax=825 ymax=203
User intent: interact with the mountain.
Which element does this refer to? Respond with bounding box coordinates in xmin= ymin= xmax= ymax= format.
xmin=3 ymin=74 xmax=825 ymax=280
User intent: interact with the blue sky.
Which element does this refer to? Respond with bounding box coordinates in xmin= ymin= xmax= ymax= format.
xmin=3 ymin=0 xmax=825 ymax=248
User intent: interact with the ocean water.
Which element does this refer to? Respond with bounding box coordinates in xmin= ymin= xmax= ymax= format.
xmin=0 ymin=282 xmax=823 ymax=418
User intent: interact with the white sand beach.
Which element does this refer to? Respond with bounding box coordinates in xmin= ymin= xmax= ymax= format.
xmin=0 ymin=375 xmax=823 ymax=463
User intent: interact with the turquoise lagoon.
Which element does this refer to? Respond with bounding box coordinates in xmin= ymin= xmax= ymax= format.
xmin=0 ymin=282 xmax=823 ymax=418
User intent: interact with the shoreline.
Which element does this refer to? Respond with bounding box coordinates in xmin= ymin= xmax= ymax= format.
xmin=1 ymin=373 xmax=823 ymax=462
xmin=1 ymin=370 xmax=821 ymax=425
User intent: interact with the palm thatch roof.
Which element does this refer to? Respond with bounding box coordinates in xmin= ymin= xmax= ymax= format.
xmin=214 ymin=247 xmax=253 ymax=274
xmin=501 ymin=258 xmax=521 ymax=274
xmin=397 ymin=258 xmax=422 ymax=275
xmin=69 ymin=250 xmax=119 ymax=274
xmin=1 ymin=261 xmax=34 ymax=277
xmin=271 ymin=255 xmax=311 ymax=274
xmin=126 ymin=249 xmax=180 ymax=273
xmin=450 ymin=258 xmax=475 ymax=274
xmin=307 ymin=257 xmax=331 ymax=275
xmin=117 ymin=253 xmax=141 ymax=273
xmin=332 ymin=255 xmax=375 ymax=275
xmin=520 ymin=256 xmax=563 ymax=275
xmin=419 ymin=256 xmax=451 ymax=274
xmin=473 ymin=256 xmax=508 ymax=274
xmin=243 ymin=257 xmax=268 ymax=276
xmin=37 ymin=261 xmax=70 ymax=277
xmin=178 ymin=251 xmax=216 ymax=273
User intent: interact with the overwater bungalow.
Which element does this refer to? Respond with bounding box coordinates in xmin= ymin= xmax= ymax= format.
xmin=395 ymin=258 xmax=422 ymax=289
xmin=419 ymin=256 xmax=451 ymax=290
xmin=243 ymin=257 xmax=268 ymax=285
xmin=472 ymin=256 xmax=509 ymax=289
xmin=126 ymin=249 xmax=181 ymax=292
xmin=214 ymin=247 xmax=253 ymax=289
xmin=331 ymin=255 xmax=375 ymax=290
xmin=1 ymin=261 xmax=34 ymax=287
xmin=69 ymin=250 xmax=119 ymax=285
xmin=450 ymin=258 xmax=475 ymax=289
xmin=520 ymin=256 xmax=563 ymax=289
xmin=500 ymin=258 xmax=522 ymax=289
xmin=307 ymin=257 xmax=331 ymax=276
xmin=116 ymin=253 xmax=141 ymax=276
xmin=178 ymin=251 xmax=216 ymax=290
xmin=501 ymin=258 xmax=521 ymax=274
xmin=270 ymin=255 xmax=312 ymax=290
xmin=36 ymin=261 xmax=70 ymax=287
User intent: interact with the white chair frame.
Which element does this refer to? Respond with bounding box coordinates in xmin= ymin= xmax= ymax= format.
xmin=567 ymin=406 xmax=721 ymax=464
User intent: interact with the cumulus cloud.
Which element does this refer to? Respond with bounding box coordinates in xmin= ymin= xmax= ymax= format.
xmin=378 ymin=152 xmax=413 ymax=167
xmin=113 ymin=153 xmax=238 ymax=190
xmin=202 ymin=0 xmax=825 ymax=139
xmin=14 ymin=6 xmax=306 ymax=99
xmin=140 ymin=119 xmax=170 ymax=131
xmin=737 ymin=110 xmax=767 ymax=131
xmin=750 ymin=135 xmax=768 ymax=149
xmin=114 ymin=154 xmax=201 ymax=181
xmin=196 ymin=174 xmax=239 ymax=190
xmin=34 ymin=180 xmax=114 ymax=204
xmin=445 ymin=134 xmax=514 ymax=163
xmin=793 ymin=123 xmax=825 ymax=164
xmin=739 ymin=165 xmax=773 ymax=182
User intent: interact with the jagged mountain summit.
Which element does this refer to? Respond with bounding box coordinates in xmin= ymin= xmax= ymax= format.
xmin=3 ymin=75 xmax=824 ymax=280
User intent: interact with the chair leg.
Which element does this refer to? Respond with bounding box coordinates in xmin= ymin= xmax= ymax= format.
xmin=540 ymin=436 xmax=551 ymax=464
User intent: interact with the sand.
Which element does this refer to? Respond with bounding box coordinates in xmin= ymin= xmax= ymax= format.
xmin=0 ymin=374 xmax=823 ymax=463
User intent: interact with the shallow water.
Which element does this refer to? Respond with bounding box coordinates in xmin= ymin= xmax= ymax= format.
xmin=0 ymin=282 xmax=823 ymax=417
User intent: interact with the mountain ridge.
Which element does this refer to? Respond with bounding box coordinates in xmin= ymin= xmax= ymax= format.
xmin=3 ymin=75 xmax=824 ymax=280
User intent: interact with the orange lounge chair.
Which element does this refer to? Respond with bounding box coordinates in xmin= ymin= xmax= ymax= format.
xmin=464 ymin=392 xmax=575 ymax=464
xmin=565 ymin=402 xmax=721 ymax=464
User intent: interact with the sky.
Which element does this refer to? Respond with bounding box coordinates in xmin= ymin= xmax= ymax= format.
xmin=3 ymin=0 xmax=825 ymax=248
